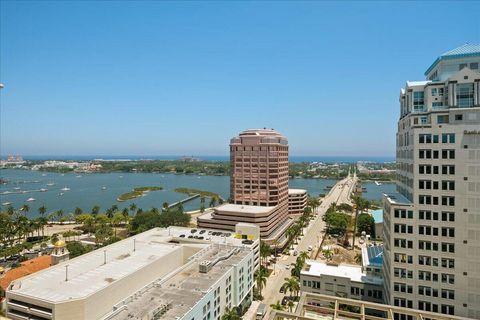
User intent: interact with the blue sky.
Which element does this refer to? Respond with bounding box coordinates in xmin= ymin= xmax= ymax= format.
xmin=1 ymin=1 xmax=480 ymax=157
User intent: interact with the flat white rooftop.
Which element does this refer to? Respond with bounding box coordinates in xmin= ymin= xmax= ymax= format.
xmin=216 ymin=203 xmax=274 ymax=214
xmin=9 ymin=229 xmax=187 ymax=303
xmin=302 ymin=260 xmax=382 ymax=286
xmin=288 ymin=189 xmax=307 ymax=195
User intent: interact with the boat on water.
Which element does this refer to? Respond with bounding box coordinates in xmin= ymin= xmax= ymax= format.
xmin=101 ymin=186 xmax=107 ymax=190
xmin=59 ymin=192 xmax=64 ymax=196
xmin=26 ymin=197 xmax=35 ymax=202
xmin=2 ymin=202 xmax=11 ymax=206
xmin=46 ymin=182 xmax=55 ymax=186
xmin=61 ymin=186 xmax=70 ymax=191
xmin=76 ymin=175 xmax=82 ymax=178
xmin=13 ymin=187 xmax=20 ymax=190
xmin=40 ymin=188 xmax=48 ymax=192
xmin=374 ymin=181 xmax=382 ymax=186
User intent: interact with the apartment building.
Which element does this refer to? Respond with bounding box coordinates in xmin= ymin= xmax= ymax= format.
xmin=383 ymin=44 xmax=480 ymax=319
xmin=288 ymin=189 xmax=308 ymax=217
xmin=6 ymin=225 xmax=260 ymax=320
xmin=198 ymin=129 xmax=294 ymax=243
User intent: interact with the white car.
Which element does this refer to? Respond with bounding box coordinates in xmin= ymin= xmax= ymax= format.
xmin=285 ymin=264 xmax=291 ymax=270
xmin=308 ymin=245 xmax=313 ymax=251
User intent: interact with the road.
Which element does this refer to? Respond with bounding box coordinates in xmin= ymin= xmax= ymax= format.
xmin=256 ymin=173 xmax=358 ymax=316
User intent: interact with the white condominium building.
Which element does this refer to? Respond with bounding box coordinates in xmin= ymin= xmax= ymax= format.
xmin=383 ymin=44 xmax=480 ymax=319
xmin=6 ymin=225 xmax=260 ymax=320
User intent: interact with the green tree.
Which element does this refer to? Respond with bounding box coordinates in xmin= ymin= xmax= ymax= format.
xmin=91 ymin=205 xmax=100 ymax=216
xmin=255 ymin=267 xmax=268 ymax=298
xmin=129 ymin=203 xmax=137 ymax=215
xmin=38 ymin=205 xmax=47 ymax=217
xmin=74 ymin=207 xmax=83 ymax=216
xmin=21 ymin=204 xmax=30 ymax=215
xmin=121 ymin=208 xmax=130 ymax=225
xmin=270 ymin=301 xmax=284 ymax=311
xmin=282 ymin=276 xmax=300 ymax=298
xmin=357 ymin=213 xmax=375 ymax=237
xmin=221 ymin=307 xmax=241 ymax=320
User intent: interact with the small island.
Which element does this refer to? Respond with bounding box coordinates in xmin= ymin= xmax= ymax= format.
xmin=117 ymin=186 xmax=163 ymax=202
xmin=174 ymin=187 xmax=222 ymax=199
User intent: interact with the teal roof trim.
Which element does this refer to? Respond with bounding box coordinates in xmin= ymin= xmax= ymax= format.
xmin=424 ymin=44 xmax=480 ymax=76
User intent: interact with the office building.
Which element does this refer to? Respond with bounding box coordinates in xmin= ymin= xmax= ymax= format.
xmin=383 ymin=44 xmax=480 ymax=319
xmin=6 ymin=225 xmax=260 ymax=320
xmin=300 ymin=246 xmax=384 ymax=304
xmin=198 ymin=129 xmax=294 ymax=244
xmin=288 ymin=189 xmax=308 ymax=216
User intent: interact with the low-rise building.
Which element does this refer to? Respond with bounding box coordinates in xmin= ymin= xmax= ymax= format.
xmin=300 ymin=260 xmax=384 ymax=304
xmin=6 ymin=225 xmax=260 ymax=320
xmin=288 ymin=189 xmax=307 ymax=216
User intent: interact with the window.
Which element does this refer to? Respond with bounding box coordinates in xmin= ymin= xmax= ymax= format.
xmin=457 ymin=83 xmax=474 ymax=108
xmin=413 ymin=91 xmax=425 ymax=111
xmin=437 ymin=115 xmax=449 ymax=124
xmin=455 ymin=114 xmax=463 ymax=121
xmin=442 ymin=133 xmax=455 ymax=143
xmin=459 ymin=63 xmax=468 ymax=70
xmin=470 ymin=62 xmax=479 ymax=70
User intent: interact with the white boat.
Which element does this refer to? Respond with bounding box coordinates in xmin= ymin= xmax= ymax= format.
xmin=26 ymin=197 xmax=35 ymax=202
xmin=14 ymin=187 xmax=20 ymax=190
xmin=2 ymin=202 xmax=11 ymax=206
xmin=59 ymin=192 xmax=64 ymax=196
xmin=40 ymin=188 xmax=48 ymax=192
xmin=61 ymin=187 xmax=70 ymax=191
xmin=101 ymin=186 xmax=107 ymax=190
xmin=76 ymin=175 xmax=82 ymax=178
xmin=46 ymin=182 xmax=55 ymax=186
xmin=374 ymin=181 xmax=382 ymax=186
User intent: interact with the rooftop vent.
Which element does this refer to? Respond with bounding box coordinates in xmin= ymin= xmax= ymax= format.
xmin=199 ymin=260 xmax=213 ymax=273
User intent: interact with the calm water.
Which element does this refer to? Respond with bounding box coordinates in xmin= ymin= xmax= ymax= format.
xmin=0 ymin=169 xmax=394 ymax=218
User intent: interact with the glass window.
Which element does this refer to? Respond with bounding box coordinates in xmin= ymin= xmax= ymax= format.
xmin=470 ymin=62 xmax=479 ymax=70
xmin=457 ymin=83 xmax=474 ymax=108
xmin=413 ymin=91 xmax=425 ymax=111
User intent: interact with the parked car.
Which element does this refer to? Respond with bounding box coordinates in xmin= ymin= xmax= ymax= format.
xmin=308 ymin=245 xmax=313 ymax=251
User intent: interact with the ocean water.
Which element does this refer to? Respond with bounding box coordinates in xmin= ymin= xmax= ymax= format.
xmin=0 ymin=169 xmax=394 ymax=218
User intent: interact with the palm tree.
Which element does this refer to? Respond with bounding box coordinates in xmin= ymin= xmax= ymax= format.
xmin=287 ymin=299 xmax=295 ymax=312
xmin=21 ymin=204 xmax=30 ymax=216
xmin=282 ymin=277 xmax=300 ymax=298
xmin=162 ymin=202 xmax=169 ymax=210
xmin=291 ymin=263 xmax=303 ymax=278
xmin=221 ymin=307 xmax=241 ymax=320
xmin=255 ymin=268 xmax=268 ymax=297
xmin=270 ymin=301 xmax=284 ymax=311
xmin=121 ymin=208 xmax=129 ymax=225
xmin=209 ymin=197 xmax=216 ymax=208
xmin=56 ymin=210 xmax=64 ymax=224
xmin=129 ymin=203 xmax=137 ymax=215
xmin=298 ymin=251 xmax=310 ymax=264
xmin=259 ymin=241 xmax=271 ymax=267
xmin=74 ymin=207 xmax=83 ymax=216
xmin=151 ymin=207 xmax=160 ymax=215
xmin=352 ymin=196 xmax=363 ymax=249
xmin=6 ymin=206 xmax=15 ymax=216
xmin=91 ymin=205 xmax=100 ymax=216
xmin=286 ymin=226 xmax=296 ymax=249
xmin=38 ymin=205 xmax=47 ymax=217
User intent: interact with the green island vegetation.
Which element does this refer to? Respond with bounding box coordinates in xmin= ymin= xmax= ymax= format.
xmin=117 ymin=186 xmax=163 ymax=202
xmin=0 ymin=202 xmax=190 ymax=267
xmin=174 ymin=187 xmax=222 ymax=199
xmin=19 ymin=159 xmax=394 ymax=181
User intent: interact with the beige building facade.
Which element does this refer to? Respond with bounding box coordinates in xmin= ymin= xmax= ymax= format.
xmin=383 ymin=44 xmax=480 ymax=319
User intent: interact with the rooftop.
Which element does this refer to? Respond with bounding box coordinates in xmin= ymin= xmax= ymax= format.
xmin=425 ymin=43 xmax=480 ymax=76
xmin=288 ymin=188 xmax=307 ymax=195
xmin=109 ymin=244 xmax=251 ymax=320
xmin=383 ymin=192 xmax=412 ymax=205
xmin=0 ymin=256 xmax=51 ymax=291
xmin=216 ymin=203 xmax=275 ymax=214
xmin=9 ymin=231 xmax=183 ymax=303
xmin=302 ymin=260 xmax=383 ymax=286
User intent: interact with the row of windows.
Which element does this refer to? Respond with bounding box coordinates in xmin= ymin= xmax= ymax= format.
xmin=418 ymin=256 xmax=455 ymax=269
xmin=419 ymin=164 xmax=455 ymax=175
xmin=418 ymin=180 xmax=455 ymax=190
xmin=418 ymin=271 xmax=455 ymax=284
xmin=419 ymin=226 xmax=455 ymax=237
xmin=418 ymin=133 xmax=455 ymax=144
xmin=419 ymin=210 xmax=455 ymax=222
xmin=418 ymin=195 xmax=455 ymax=206
xmin=418 ymin=241 xmax=455 ymax=253
xmin=418 ymin=149 xmax=455 ymax=160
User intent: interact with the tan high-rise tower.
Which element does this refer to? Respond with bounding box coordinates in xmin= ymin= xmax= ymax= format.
xmin=198 ymin=129 xmax=292 ymax=241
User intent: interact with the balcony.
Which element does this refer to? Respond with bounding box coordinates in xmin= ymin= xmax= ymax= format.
xmin=431 ymin=104 xmax=448 ymax=110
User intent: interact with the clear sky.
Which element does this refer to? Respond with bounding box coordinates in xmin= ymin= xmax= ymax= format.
xmin=1 ymin=1 xmax=479 ymax=157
